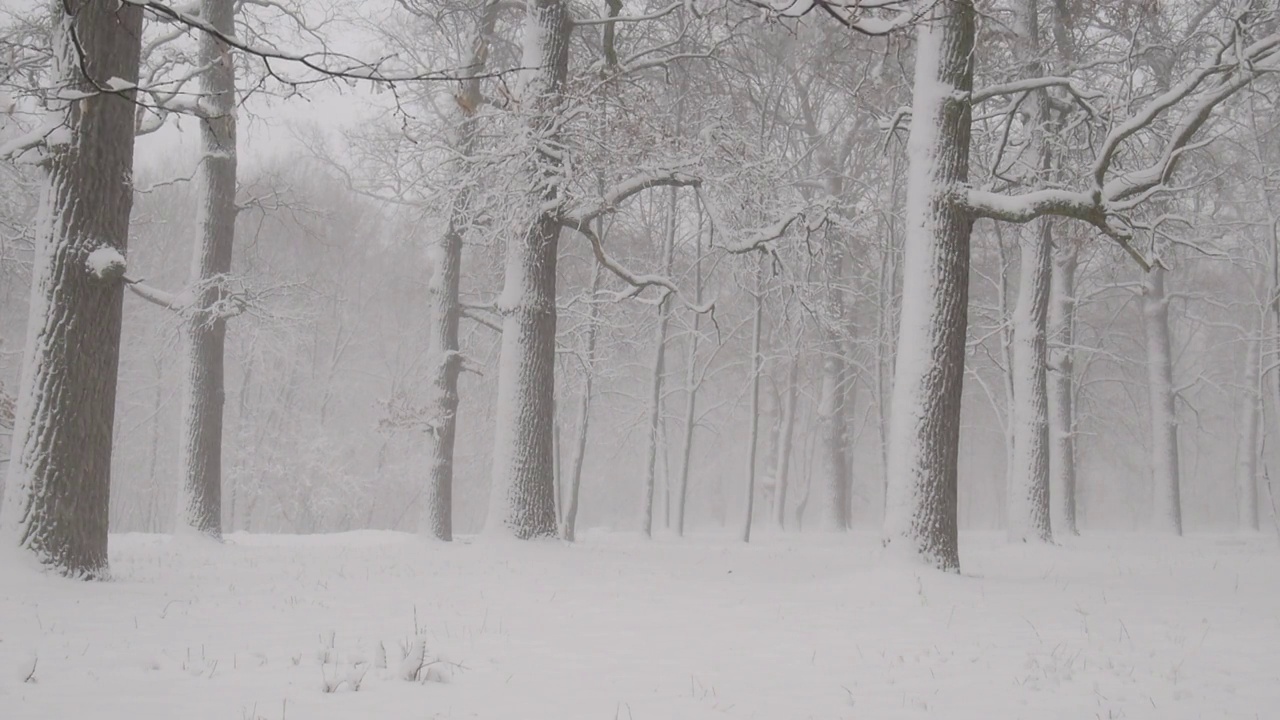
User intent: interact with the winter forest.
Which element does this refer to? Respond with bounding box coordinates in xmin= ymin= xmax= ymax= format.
xmin=1 ymin=0 xmax=1279 ymax=717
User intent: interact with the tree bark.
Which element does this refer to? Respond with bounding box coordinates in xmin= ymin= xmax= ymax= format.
xmin=485 ymin=0 xmax=571 ymax=539
xmin=1007 ymin=219 xmax=1054 ymax=543
xmin=1143 ymin=264 xmax=1182 ymax=535
xmin=1046 ymin=242 xmax=1079 ymax=536
xmin=882 ymin=0 xmax=974 ymax=572
xmin=1 ymin=1 xmax=143 ymax=577
xmin=175 ymin=0 xmax=236 ymax=539
xmin=419 ymin=0 xmax=500 ymax=541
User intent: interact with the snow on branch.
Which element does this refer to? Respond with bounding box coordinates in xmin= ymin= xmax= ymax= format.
xmin=558 ymin=168 xmax=701 ymax=226
xmin=745 ymin=0 xmax=924 ymax=36
xmin=123 ymin=0 xmax=524 ymax=86
xmin=560 ymin=218 xmax=713 ymax=314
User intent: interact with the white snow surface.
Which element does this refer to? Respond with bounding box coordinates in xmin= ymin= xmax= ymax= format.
xmin=85 ymin=246 xmax=126 ymax=280
xmin=2 ymin=531 xmax=1278 ymax=719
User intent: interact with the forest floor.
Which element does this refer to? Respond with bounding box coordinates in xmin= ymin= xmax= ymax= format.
xmin=1 ymin=529 xmax=1277 ymax=719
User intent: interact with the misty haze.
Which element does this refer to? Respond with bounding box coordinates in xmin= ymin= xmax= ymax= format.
xmin=1 ymin=0 xmax=1279 ymax=717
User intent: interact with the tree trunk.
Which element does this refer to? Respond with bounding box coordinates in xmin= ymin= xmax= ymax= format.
xmin=772 ymin=359 xmax=799 ymax=529
xmin=674 ymin=213 xmax=704 ymax=536
xmin=1237 ymin=330 xmax=1261 ymax=533
xmin=419 ymin=0 xmax=499 ymax=542
xmin=176 ymin=0 xmax=237 ymax=539
xmin=641 ymin=187 xmax=678 ymax=537
xmin=882 ymin=0 xmax=974 ymax=572
xmin=562 ymin=262 xmax=602 ymax=542
xmin=817 ymin=243 xmax=850 ymax=531
xmin=1047 ymin=242 xmax=1079 ymax=536
xmin=742 ymin=260 xmax=765 ymax=543
xmin=1007 ymin=219 xmax=1054 ymax=543
xmin=484 ymin=0 xmax=571 ymax=539
xmin=0 ymin=2 xmax=143 ymax=578
xmin=1143 ymin=264 xmax=1182 ymax=535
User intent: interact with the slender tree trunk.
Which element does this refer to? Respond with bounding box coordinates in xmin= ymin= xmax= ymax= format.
xmin=485 ymin=0 xmax=571 ymax=539
xmin=742 ymin=261 xmax=765 ymax=543
xmin=1047 ymin=242 xmax=1079 ymax=536
xmin=1143 ymin=264 xmax=1182 ymax=534
xmin=419 ymin=1 xmax=499 ymax=541
xmin=1007 ymin=219 xmax=1054 ymax=543
xmin=1237 ymin=330 xmax=1261 ymax=532
xmin=817 ymin=243 xmax=850 ymax=531
xmin=562 ymin=261 xmax=602 ymax=542
xmin=641 ymin=188 xmax=678 ymax=537
xmin=1 ymin=2 xmax=143 ymax=577
xmin=175 ymin=0 xmax=237 ymax=539
xmin=674 ymin=215 xmax=704 ymax=536
xmin=772 ymin=359 xmax=799 ymax=529
xmin=882 ymin=0 xmax=974 ymax=572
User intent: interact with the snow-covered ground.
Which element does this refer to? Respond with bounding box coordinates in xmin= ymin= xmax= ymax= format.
xmin=2 ymin=530 xmax=1277 ymax=719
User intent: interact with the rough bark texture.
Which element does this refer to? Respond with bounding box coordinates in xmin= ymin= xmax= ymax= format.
xmin=882 ymin=0 xmax=974 ymax=572
xmin=640 ymin=188 xmax=677 ymax=537
xmin=1007 ymin=219 xmax=1054 ymax=543
xmin=419 ymin=1 xmax=499 ymax=542
xmin=1047 ymin=243 xmax=1079 ymax=536
xmin=485 ymin=0 xmax=571 ymax=539
xmin=176 ymin=0 xmax=236 ymax=539
xmin=1143 ymin=265 xmax=1182 ymax=535
xmin=0 ymin=2 xmax=143 ymax=577
xmin=817 ymin=243 xmax=850 ymax=531
xmin=1236 ymin=333 xmax=1261 ymax=533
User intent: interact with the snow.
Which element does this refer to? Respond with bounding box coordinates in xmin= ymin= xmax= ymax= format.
xmin=86 ymin=246 xmax=126 ymax=281
xmin=3 ymin=531 xmax=1279 ymax=719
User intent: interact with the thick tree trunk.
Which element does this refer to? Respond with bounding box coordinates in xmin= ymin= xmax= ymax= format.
xmin=1236 ymin=331 xmax=1261 ymax=533
xmin=674 ymin=217 xmax=704 ymax=536
xmin=882 ymin=0 xmax=974 ymax=572
xmin=1046 ymin=242 xmax=1079 ymax=536
xmin=742 ymin=261 xmax=765 ymax=543
xmin=772 ymin=359 xmax=799 ymax=529
xmin=641 ymin=188 xmax=678 ymax=537
xmin=0 ymin=2 xmax=143 ymax=577
xmin=176 ymin=0 xmax=237 ymax=539
xmin=817 ymin=243 xmax=850 ymax=531
xmin=1007 ymin=219 xmax=1054 ymax=543
xmin=419 ymin=1 xmax=499 ymax=541
xmin=1143 ymin=265 xmax=1182 ymax=535
xmin=562 ymin=262 xmax=602 ymax=542
xmin=1006 ymin=0 xmax=1054 ymax=544
xmin=485 ymin=0 xmax=570 ymax=539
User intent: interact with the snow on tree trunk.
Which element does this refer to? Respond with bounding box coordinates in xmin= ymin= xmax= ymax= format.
xmin=742 ymin=260 xmax=765 ymax=543
xmin=640 ymin=187 xmax=678 ymax=537
xmin=0 ymin=2 xmax=143 ymax=577
xmin=1143 ymin=264 xmax=1182 ymax=535
xmin=882 ymin=0 xmax=974 ymax=572
xmin=1236 ymin=331 xmax=1261 ymax=533
xmin=771 ymin=359 xmax=799 ymax=530
xmin=817 ymin=243 xmax=850 ymax=531
xmin=485 ymin=0 xmax=572 ymax=540
xmin=1007 ymin=219 xmax=1054 ymax=544
xmin=1046 ymin=242 xmax=1079 ymax=536
xmin=419 ymin=1 xmax=499 ymax=542
xmin=562 ymin=261 xmax=602 ymax=542
xmin=176 ymin=0 xmax=237 ymax=539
